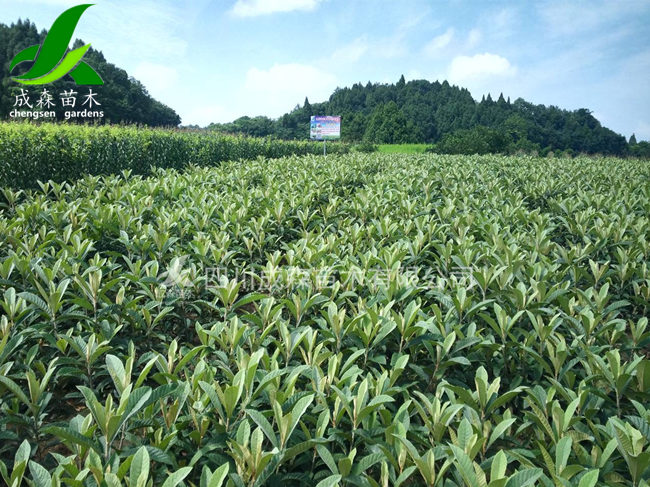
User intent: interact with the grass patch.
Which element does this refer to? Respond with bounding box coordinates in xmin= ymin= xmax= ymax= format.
xmin=378 ymin=143 xmax=429 ymax=153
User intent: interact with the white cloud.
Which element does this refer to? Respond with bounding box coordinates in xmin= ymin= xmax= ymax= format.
xmin=132 ymin=62 xmax=179 ymax=99
xmin=449 ymin=52 xmax=516 ymax=83
xmin=243 ymin=63 xmax=337 ymax=117
xmin=423 ymin=28 xmax=454 ymax=55
xmin=231 ymin=0 xmax=323 ymax=17
xmin=330 ymin=37 xmax=368 ymax=64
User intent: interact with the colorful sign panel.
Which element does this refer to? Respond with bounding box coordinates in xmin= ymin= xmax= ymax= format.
xmin=310 ymin=116 xmax=341 ymax=140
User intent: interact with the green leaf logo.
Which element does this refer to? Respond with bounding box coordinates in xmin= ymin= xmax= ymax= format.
xmin=9 ymin=4 xmax=103 ymax=85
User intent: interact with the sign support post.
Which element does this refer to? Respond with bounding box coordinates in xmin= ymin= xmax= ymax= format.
xmin=324 ymin=139 xmax=326 ymax=156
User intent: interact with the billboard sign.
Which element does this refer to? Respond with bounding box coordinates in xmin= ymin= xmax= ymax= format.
xmin=310 ymin=115 xmax=340 ymax=140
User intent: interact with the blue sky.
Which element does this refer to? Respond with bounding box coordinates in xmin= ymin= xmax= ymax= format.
xmin=2 ymin=0 xmax=650 ymax=139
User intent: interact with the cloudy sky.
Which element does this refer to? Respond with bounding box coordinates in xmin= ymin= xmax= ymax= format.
xmin=2 ymin=0 xmax=650 ymax=139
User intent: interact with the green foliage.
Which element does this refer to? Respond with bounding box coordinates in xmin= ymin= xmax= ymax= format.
xmin=433 ymin=125 xmax=512 ymax=155
xmin=363 ymin=101 xmax=421 ymax=144
xmin=0 ymin=152 xmax=649 ymax=485
xmin=352 ymin=140 xmax=378 ymax=153
xmin=629 ymin=140 xmax=650 ymax=159
xmin=208 ymin=116 xmax=278 ymax=138
xmin=377 ymin=143 xmax=428 ymax=154
xmin=0 ymin=122 xmax=349 ymax=189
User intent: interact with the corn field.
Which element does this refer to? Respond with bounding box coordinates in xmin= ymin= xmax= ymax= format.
xmin=0 ymin=152 xmax=649 ymax=486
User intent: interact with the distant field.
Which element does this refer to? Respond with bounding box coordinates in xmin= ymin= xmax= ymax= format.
xmin=377 ymin=143 xmax=429 ymax=153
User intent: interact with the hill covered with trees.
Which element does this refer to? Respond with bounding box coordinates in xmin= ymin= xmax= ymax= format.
xmin=209 ymin=75 xmax=645 ymax=157
xmin=1 ymin=19 xmax=180 ymax=126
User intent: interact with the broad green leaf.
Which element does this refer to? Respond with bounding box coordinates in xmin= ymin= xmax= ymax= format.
xmin=315 ymin=474 xmax=342 ymax=487
xmin=577 ymin=469 xmax=599 ymax=487
xmin=208 ymin=463 xmax=229 ymax=487
xmin=129 ymin=446 xmax=150 ymax=487
xmin=161 ymin=467 xmax=192 ymax=487
xmin=504 ymin=468 xmax=543 ymax=487
xmin=28 ymin=461 xmax=51 ymax=487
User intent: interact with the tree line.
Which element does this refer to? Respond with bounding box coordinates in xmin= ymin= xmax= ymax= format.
xmin=209 ymin=75 xmax=648 ymax=157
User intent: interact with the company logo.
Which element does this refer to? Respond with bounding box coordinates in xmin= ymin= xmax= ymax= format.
xmin=9 ymin=4 xmax=103 ymax=86
xmin=160 ymin=256 xmax=193 ymax=299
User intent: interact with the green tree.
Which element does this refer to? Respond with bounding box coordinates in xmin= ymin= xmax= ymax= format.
xmin=363 ymin=101 xmax=419 ymax=144
xmin=435 ymin=126 xmax=512 ymax=155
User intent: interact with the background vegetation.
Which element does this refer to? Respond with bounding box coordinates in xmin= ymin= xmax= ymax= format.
xmin=3 ymin=19 xmax=649 ymax=158
xmin=207 ymin=76 xmax=648 ymax=157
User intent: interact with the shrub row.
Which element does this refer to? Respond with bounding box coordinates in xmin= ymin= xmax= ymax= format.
xmin=0 ymin=122 xmax=349 ymax=189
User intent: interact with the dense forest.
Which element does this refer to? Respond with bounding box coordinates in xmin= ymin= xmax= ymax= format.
xmin=0 ymin=19 xmax=180 ymax=126
xmin=209 ymin=75 xmax=649 ymax=157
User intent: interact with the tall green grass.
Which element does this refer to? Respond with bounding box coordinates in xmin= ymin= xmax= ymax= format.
xmin=0 ymin=122 xmax=349 ymax=189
